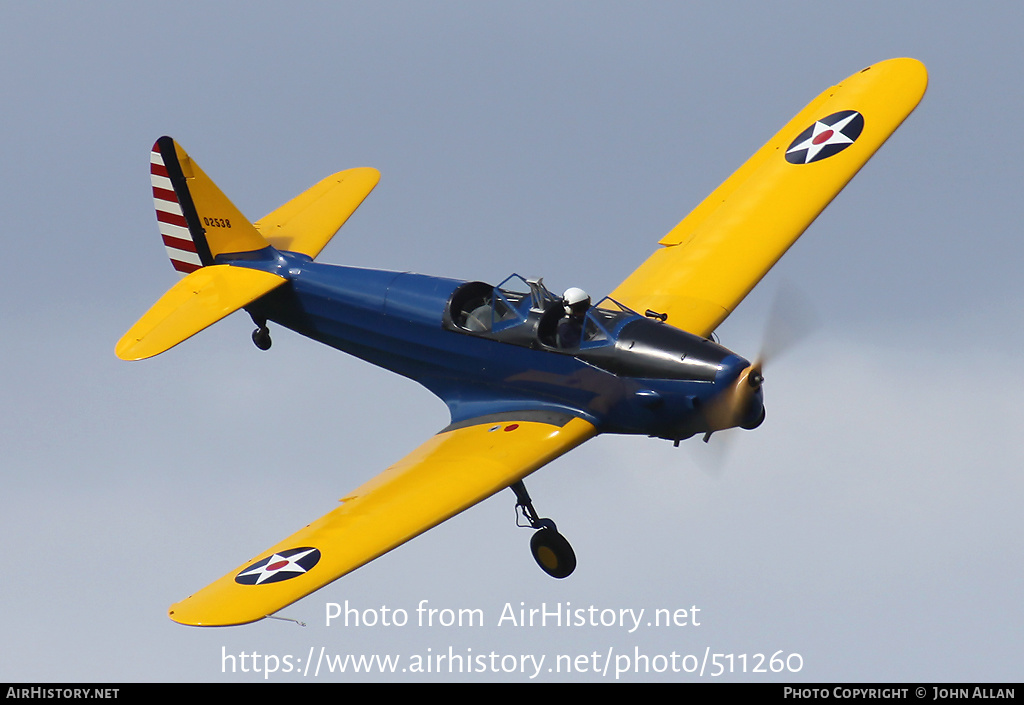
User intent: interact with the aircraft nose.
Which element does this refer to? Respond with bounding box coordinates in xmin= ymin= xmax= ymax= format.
xmin=716 ymin=354 xmax=752 ymax=386
xmin=701 ymin=353 xmax=765 ymax=433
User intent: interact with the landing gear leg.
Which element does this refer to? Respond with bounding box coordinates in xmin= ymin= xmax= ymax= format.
xmin=250 ymin=314 xmax=272 ymax=351
xmin=511 ymin=480 xmax=576 ymax=579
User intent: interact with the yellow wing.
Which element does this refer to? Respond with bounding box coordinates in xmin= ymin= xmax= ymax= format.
xmin=608 ymin=58 xmax=928 ymax=338
xmin=169 ymin=415 xmax=597 ymax=626
xmin=254 ymin=167 xmax=380 ymax=259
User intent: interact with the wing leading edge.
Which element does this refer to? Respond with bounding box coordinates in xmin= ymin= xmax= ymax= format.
xmin=169 ymin=415 xmax=597 ymax=626
xmin=609 ymin=58 xmax=928 ymax=338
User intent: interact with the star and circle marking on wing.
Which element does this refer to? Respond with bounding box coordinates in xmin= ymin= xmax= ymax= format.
xmin=786 ymin=110 xmax=864 ymax=164
xmin=235 ymin=547 xmax=322 ymax=585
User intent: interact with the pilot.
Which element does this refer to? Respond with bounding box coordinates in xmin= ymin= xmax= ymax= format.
xmin=556 ymin=287 xmax=590 ymax=348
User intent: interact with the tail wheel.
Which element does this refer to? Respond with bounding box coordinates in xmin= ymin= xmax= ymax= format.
xmin=252 ymin=327 xmax=272 ymax=351
xmin=530 ymin=528 xmax=576 ymax=579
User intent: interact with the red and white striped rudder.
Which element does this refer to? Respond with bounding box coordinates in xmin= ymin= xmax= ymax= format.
xmin=151 ymin=139 xmax=207 ymax=274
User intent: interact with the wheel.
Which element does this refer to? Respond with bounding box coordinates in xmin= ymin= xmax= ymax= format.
xmin=252 ymin=328 xmax=272 ymax=350
xmin=530 ymin=527 xmax=576 ymax=579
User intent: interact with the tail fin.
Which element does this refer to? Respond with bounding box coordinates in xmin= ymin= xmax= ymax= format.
xmin=124 ymin=137 xmax=376 ymax=361
xmin=119 ymin=138 xmax=288 ymax=361
xmin=150 ymin=136 xmax=271 ymax=274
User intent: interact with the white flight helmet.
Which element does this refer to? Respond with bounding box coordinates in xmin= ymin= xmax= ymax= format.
xmin=562 ymin=287 xmax=591 ymax=315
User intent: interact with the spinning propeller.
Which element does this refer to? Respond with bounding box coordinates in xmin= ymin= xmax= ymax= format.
xmin=693 ymin=283 xmax=819 ymax=465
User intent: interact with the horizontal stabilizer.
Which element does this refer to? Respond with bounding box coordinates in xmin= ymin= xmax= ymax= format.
xmin=116 ymin=265 xmax=287 ymax=361
xmin=255 ymin=167 xmax=380 ymax=260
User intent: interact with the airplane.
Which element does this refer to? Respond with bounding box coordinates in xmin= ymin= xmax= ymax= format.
xmin=117 ymin=58 xmax=927 ymax=627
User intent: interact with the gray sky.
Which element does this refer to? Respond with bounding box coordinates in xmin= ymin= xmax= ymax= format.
xmin=1 ymin=1 xmax=1021 ymax=682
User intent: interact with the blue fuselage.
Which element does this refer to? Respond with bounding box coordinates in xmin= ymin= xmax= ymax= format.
xmin=237 ymin=249 xmax=760 ymax=440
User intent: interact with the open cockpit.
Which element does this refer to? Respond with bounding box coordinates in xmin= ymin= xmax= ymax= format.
xmin=444 ymin=273 xmax=734 ymax=384
xmin=444 ymin=274 xmax=640 ymax=352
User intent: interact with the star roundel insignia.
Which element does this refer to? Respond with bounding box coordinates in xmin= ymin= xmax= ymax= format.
xmin=234 ymin=547 xmax=322 ymax=585
xmin=785 ymin=110 xmax=864 ymax=164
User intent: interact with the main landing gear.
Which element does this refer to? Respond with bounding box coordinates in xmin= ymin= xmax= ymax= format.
xmin=511 ymin=480 xmax=576 ymax=579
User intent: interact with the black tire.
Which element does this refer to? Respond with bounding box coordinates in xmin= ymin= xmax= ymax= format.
xmin=252 ymin=328 xmax=272 ymax=350
xmin=530 ymin=528 xmax=576 ymax=579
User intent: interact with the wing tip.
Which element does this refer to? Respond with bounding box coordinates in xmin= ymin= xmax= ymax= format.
xmin=859 ymin=57 xmax=929 ymax=96
xmin=113 ymin=337 xmax=144 ymax=361
xmin=168 ymin=602 xmax=264 ymax=628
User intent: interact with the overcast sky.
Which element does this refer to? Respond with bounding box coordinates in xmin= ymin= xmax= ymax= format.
xmin=1 ymin=1 xmax=1021 ymax=683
